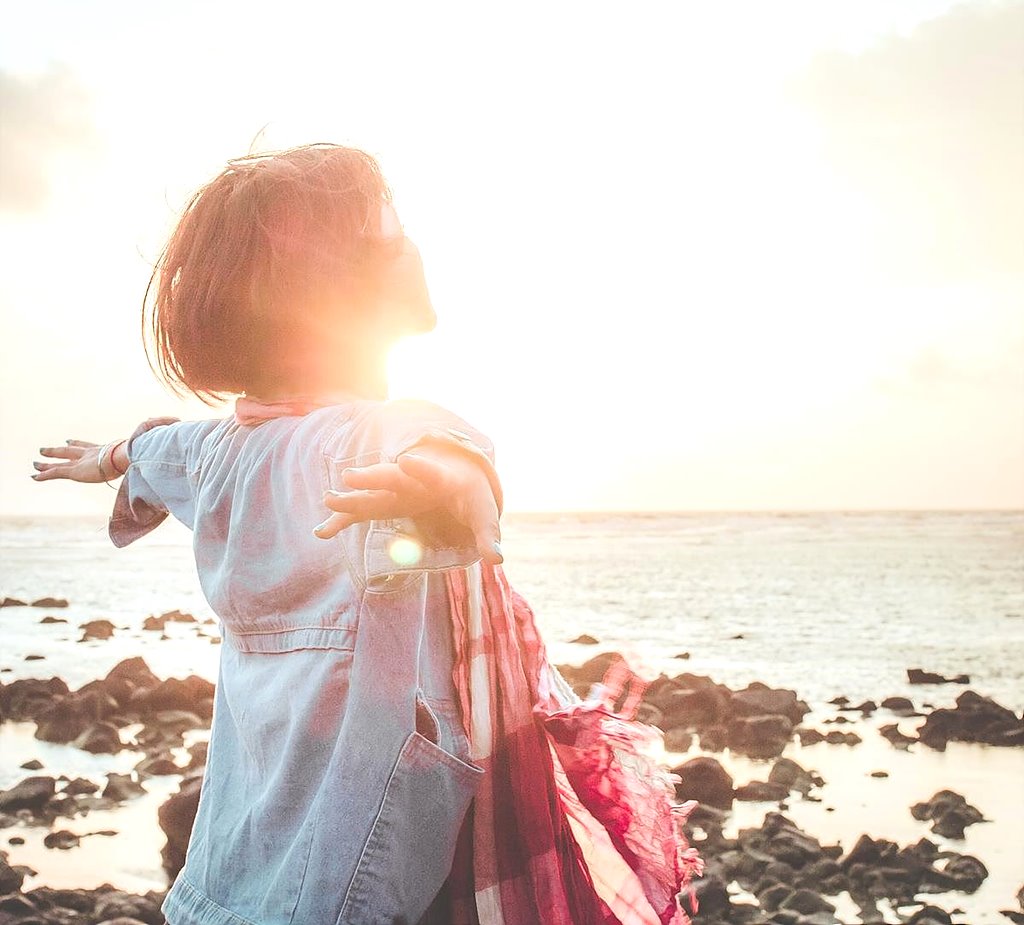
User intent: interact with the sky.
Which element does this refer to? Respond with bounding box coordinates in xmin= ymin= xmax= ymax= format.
xmin=1 ymin=0 xmax=1022 ymax=515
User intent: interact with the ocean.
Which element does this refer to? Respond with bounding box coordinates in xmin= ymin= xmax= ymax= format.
xmin=2 ymin=511 xmax=1022 ymax=921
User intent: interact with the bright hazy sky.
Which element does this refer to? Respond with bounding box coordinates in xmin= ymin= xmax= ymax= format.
xmin=2 ymin=0 xmax=1022 ymax=515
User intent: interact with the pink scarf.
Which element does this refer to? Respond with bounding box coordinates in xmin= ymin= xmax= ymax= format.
xmin=234 ymin=393 xmax=358 ymax=425
xmin=444 ymin=566 xmax=702 ymax=925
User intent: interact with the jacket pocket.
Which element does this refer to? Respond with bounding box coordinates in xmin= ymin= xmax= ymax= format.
xmin=337 ymin=731 xmax=484 ymax=925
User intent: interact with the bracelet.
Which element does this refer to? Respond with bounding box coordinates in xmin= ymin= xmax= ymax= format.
xmin=98 ymin=439 xmax=128 ymax=486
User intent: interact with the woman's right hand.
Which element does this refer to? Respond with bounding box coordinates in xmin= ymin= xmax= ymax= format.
xmin=32 ymin=440 xmax=107 ymax=483
xmin=316 ymin=449 xmax=503 ymax=565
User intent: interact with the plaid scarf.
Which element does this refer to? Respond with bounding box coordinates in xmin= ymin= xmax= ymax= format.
xmin=441 ymin=564 xmax=703 ymax=925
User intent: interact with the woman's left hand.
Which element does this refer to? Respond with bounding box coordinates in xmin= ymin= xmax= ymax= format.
xmin=32 ymin=440 xmax=106 ymax=483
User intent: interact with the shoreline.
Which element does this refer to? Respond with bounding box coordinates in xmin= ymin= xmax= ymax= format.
xmin=2 ymin=623 xmax=1023 ymax=924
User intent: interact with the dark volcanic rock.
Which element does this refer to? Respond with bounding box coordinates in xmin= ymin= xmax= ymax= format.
xmin=768 ymin=758 xmax=820 ymax=795
xmin=880 ymin=696 xmax=916 ymax=714
xmin=1 ymin=597 xmax=28 ymax=607
xmin=159 ymin=773 xmax=204 ymax=879
xmin=0 ymin=775 xmax=56 ymax=812
xmin=907 ymin=906 xmax=953 ymax=925
xmin=129 ymin=674 xmax=215 ymax=720
xmin=72 ymin=721 xmax=123 ymax=754
xmin=730 ymin=684 xmax=810 ymax=725
xmin=735 ymin=781 xmax=789 ymax=802
xmin=917 ymin=690 xmax=1024 ymax=749
xmin=879 ymin=723 xmax=917 ymax=749
xmin=38 ymin=615 xmax=68 ymax=624
xmin=673 ymin=756 xmax=734 ymax=809
xmin=908 ymin=668 xmax=969 ymax=685
xmin=79 ymin=618 xmax=116 ymax=641
xmin=43 ymin=829 xmax=81 ymax=849
xmin=728 ymin=713 xmax=793 ymax=758
xmin=0 ymin=676 xmax=69 ymax=721
xmin=0 ymin=855 xmax=27 ymax=892
xmin=911 ymin=790 xmax=985 ymax=839
xmin=569 ymin=634 xmax=599 ymax=645
xmin=31 ymin=597 xmax=68 ymax=608
xmin=779 ymin=887 xmax=835 ymax=915
xmin=103 ymin=773 xmax=147 ymax=802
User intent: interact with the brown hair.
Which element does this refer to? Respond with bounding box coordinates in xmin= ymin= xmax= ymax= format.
xmin=143 ymin=143 xmax=400 ymax=403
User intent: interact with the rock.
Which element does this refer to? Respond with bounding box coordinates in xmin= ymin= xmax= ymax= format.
xmin=907 ymin=906 xmax=952 ymax=925
xmin=735 ymin=781 xmax=789 ymax=802
xmin=31 ymin=597 xmax=69 ymax=608
xmin=556 ymin=652 xmax=623 ymax=687
xmin=569 ymin=634 xmax=599 ymax=645
xmin=20 ymin=759 xmax=44 ymax=770
xmin=728 ymin=713 xmax=793 ymax=758
xmin=0 ymin=856 xmax=26 ymax=892
xmin=911 ymin=790 xmax=985 ymax=839
xmin=999 ymin=912 xmax=1024 ymax=925
xmin=0 ymin=676 xmax=70 ymax=721
xmin=918 ymin=691 xmax=1024 ymax=749
xmin=870 ymin=770 xmax=889 ymax=778
xmin=673 ymin=756 xmax=734 ymax=809
xmin=159 ymin=774 xmax=204 ymax=878
xmin=730 ymin=684 xmax=810 ymax=725
xmin=700 ymin=725 xmax=728 ymax=752
xmin=658 ymin=687 xmax=728 ymax=728
xmin=129 ymin=675 xmax=215 ymax=719
xmin=908 ymin=668 xmax=970 ymax=685
xmin=103 ymin=773 xmax=147 ymax=802
xmin=62 ymin=777 xmax=100 ymax=796
xmin=1 ymin=597 xmax=28 ymax=607
xmin=24 ymin=654 xmax=45 ymax=661
xmin=758 ymin=882 xmax=791 ymax=911
xmin=674 ymin=652 xmax=691 ymax=660
xmin=879 ymin=723 xmax=917 ymax=749
xmin=43 ymin=829 xmax=80 ymax=849
xmin=769 ymin=758 xmax=819 ymax=795
xmin=944 ymin=854 xmax=988 ymax=892
xmin=824 ymin=730 xmax=861 ymax=745
xmin=778 ymin=885 xmax=835 ymax=913
xmin=39 ymin=615 xmax=67 ymax=624
xmin=796 ymin=728 xmax=825 ymax=745
xmin=661 ymin=727 xmax=693 ymax=752
xmin=880 ymin=696 xmax=915 ymax=713
xmin=7 ymin=836 xmax=25 ymax=845
xmin=852 ymin=700 xmax=877 ymax=713
xmin=79 ymin=618 xmax=116 ymax=641
xmin=92 ymin=890 xmax=166 ymax=924
xmin=689 ymin=874 xmax=730 ymax=917
xmin=0 ymin=775 xmax=56 ymax=812
xmin=135 ymin=755 xmax=181 ymax=777
xmin=72 ymin=721 xmax=123 ymax=753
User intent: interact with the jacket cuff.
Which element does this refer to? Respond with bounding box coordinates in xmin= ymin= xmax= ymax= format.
xmin=107 ymin=416 xmax=181 ymax=548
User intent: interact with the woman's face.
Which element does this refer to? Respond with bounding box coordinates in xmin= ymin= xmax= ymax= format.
xmin=378 ymin=202 xmax=436 ymax=336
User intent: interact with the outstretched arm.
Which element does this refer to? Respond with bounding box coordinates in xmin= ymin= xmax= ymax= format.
xmin=315 ymin=444 xmax=503 ymax=566
xmin=32 ymin=439 xmax=130 ymax=484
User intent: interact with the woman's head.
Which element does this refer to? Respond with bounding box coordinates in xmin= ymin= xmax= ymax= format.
xmin=144 ymin=143 xmax=434 ymax=403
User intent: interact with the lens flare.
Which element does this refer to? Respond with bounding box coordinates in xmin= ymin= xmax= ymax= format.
xmin=389 ymin=536 xmax=422 ymax=567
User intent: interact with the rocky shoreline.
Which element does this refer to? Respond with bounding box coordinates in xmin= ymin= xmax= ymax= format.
xmin=1 ymin=611 xmax=1023 ymax=924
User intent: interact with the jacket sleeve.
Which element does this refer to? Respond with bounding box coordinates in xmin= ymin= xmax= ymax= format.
xmin=108 ymin=416 xmax=218 ymax=547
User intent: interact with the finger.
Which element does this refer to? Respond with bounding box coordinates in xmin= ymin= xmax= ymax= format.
xmin=31 ymin=465 xmax=71 ymax=482
xmin=323 ymin=489 xmax=423 ymax=521
xmin=396 ymin=453 xmax=456 ymax=495
xmin=38 ymin=445 xmax=84 ymax=460
xmin=66 ymin=439 xmax=99 ymax=448
xmin=457 ymin=489 xmax=502 ymax=565
xmin=313 ymin=511 xmax=354 ymax=539
xmin=341 ymin=463 xmax=428 ymax=498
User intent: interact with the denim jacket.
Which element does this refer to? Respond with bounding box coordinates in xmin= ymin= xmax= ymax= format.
xmin=109 ymin=399 xmax=501 ymax=925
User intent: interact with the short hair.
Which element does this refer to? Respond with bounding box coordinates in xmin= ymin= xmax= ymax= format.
xmin=143 ymin=143 xmax=400 ymax=403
